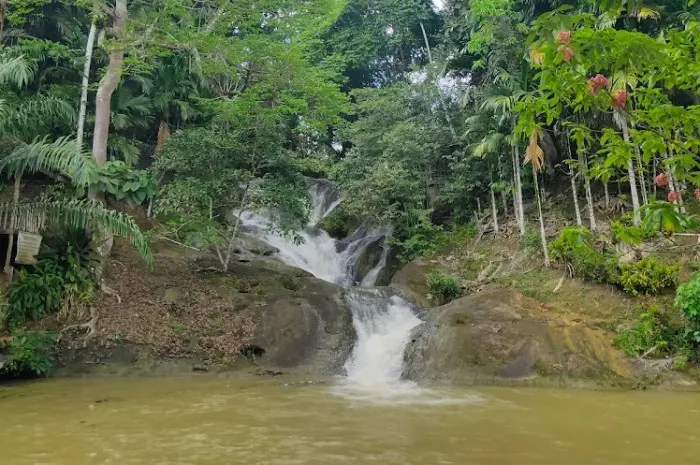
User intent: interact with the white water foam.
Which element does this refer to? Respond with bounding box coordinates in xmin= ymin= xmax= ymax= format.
xmin=237 ymin=180 xmax=471 ymax=404
xmin=238 ymin=180 xmax=391 ymax=286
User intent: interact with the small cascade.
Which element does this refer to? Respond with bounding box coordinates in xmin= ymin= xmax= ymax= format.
xmin=238 ymin=179 xmax=391 ymax=286
xmin=360 ymin=239 xmax=391 ymax=287
xmin=342 ymin=288 xmax=422 ymax=386
xmin=238 ymin=178 xmax=423 ymax=397
xmin=308 ymin=179 xmax=343 ymax=226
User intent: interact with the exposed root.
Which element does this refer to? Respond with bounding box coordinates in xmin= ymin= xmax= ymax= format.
xmin=101 ymin=281 xmax=122 ymax=304
xmin=552 ymin=275 xmax=565 ymax=293
xmin=61 ymin=307 xmax=99 ymax=344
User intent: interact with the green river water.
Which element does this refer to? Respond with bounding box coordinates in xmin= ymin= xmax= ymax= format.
xmin=1 ymin=378 xmax=699 ymax=464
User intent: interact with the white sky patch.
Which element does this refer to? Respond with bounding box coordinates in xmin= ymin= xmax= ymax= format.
xmin=432 ymin=0 xmax=445 ymax=11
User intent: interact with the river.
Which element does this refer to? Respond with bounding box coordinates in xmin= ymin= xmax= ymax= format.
xmin=2 ymin=378 xmax=700 ymax=464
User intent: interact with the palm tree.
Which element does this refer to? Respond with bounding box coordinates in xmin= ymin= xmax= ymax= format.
xmin=524 ymin=129 xmax=551 ymax=267
xmin=0 ymin=53 xmax=152 ymax=278
xmin=149 ymin=56 xmax=201 ymax=155
xmin=474 ymin=71 xmax=529 ymax=235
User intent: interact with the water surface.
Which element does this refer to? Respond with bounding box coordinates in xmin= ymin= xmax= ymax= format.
xmin=2 ymin=378 xmax=699 ymax=464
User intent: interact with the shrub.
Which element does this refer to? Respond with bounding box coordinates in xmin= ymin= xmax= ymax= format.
xmin=7 ymin=260 xmax=67 ymax=327
xmin=615 ymin=306 xmax=688 ymax=359
xmin=1 ymin=330 xmax=60 ymax=376
xmin=393 ymin=216 xmax=445 ymax=262
xmin=427 ymin=270 xmax=462 ymax=305
xmin=520 ymin=227 xmax=542 ymax=253
xmin=7 ymin=244 xmax=95 ymax=328
xmin=549 ymin=227 xmax=616 ymax=283
xmin=318 ymin=207 xmax=358 ymax=239
xmin=675 ymin=273 xmax=700 ymax=342
xmin=616 ymin=257 xmax=679 ymax=296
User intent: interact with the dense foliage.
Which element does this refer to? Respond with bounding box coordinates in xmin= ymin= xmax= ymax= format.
xmin=2 ymin=0 xmax=700 ymax=374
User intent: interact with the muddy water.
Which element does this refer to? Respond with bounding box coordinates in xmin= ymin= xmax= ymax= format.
xmin=2 ymin=378 xmax=700 ymax=465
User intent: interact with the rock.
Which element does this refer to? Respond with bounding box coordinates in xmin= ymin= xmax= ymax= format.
xmin=249 ymin=278 xmax=355 ymax=375
xmin=390 ymin=259 xmax=432 ymax=308
xmin=352 ymin=237 xmax=384 ymax=284
xmin=404 ymin=288 xmax=637 ymax=386
xmin=234 ymin=233 xmax=278 ymax=257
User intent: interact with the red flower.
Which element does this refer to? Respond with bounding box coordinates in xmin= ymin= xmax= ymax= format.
xmin=612 ymin=90 xmax=627 ymax=109
xmin=694 ymin=188 xmax=700 ymax=200
xmin=593 ymin=74 xmax=609 ymax=88
xmin=588 ymin=79 xmax=600 ymax=96
xmin=587 ymin=74 xmax=609 ymax=96
xmin=668 ymin=191 xmax=681 ymax=203
xmin=557 ymin=30 xmax=571 ymax=44
xmin=563 ymin=47 xmax=575 ymax=62
xmin=655 ymin=173 xmax=669 ymax=186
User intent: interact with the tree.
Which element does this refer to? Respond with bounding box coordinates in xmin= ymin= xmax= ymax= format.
xmin=525 ymin=129 xmax=550 ymax=266
xmin=318 ymin=0 xmax=442 ymax=88
xmin=0 ymin=54 xmax=151 ymax=272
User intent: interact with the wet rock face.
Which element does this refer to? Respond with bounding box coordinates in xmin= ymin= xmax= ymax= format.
xmin=250 ymin=278 xmax=356 ymax=375
xmin=352 ymin=236 xmax=384 ymax=284
xmin=404 ymin=289 xmax=637 ymax=386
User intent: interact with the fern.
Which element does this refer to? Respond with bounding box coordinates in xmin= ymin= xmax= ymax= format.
xmin=0 ymin=136 xmax=97 ymax=186
xmin=0 ymin=55 xmax=35 ymax=89
xmin=0 ymin=199 xmax=153 ymax=266
xmin=0 ymin=96 xmax=77 ymax=137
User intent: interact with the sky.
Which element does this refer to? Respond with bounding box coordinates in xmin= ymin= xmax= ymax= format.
xmin=432 ymin=0 xmax=445 ymax=11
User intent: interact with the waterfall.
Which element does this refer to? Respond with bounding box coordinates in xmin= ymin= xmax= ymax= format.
xmin=239 ymin=179 xmax=422 ymax=394
xmin=342 ymin=288 xmax=422 ymax=385
xmin=238 ymin=179 xmax=391 ymax=286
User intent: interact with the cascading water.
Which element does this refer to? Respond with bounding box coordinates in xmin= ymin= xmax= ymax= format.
xmin=239 ymin=178 xmax=422 ymax=396
xmin=239 ymin=179 xmax=392 ymax=286
xmin=342 ymin=288 xmax=422 ymax=385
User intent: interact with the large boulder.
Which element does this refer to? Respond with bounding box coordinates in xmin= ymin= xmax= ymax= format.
xmin=404 ymin=288 xmax=638 ymax=386
xmin=248 ymin=277 xmax=355 ymax=375
xmin=390 ymin=259 xmax=433 ymax=308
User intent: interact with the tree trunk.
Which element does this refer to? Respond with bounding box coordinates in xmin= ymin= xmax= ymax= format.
xmin=570 ymin=170 xmax=582 ymax=226
xmin=221 ymin=187 xmax=250 ymax=271
xmin=91 ymin=0 xmax=127 ymax=171
xmin=665 ymin=159 xmax=686 ymax=213
xmin=604 ymin=182 xmax=610 ymax=209
xmin=4 ymin=175 xmax=20 ymax=278
xmin=582 ymin=154 xmax=596 ymax=231
xmin=501 ymin=190 xmax=508 ymax=217
xmin=512 ymin=144 xmax=525 ymax=235
xmin=652 ymin=155 xmax=657 ymax=199
xmin=77 ymin=18 xmax=98 ymax=149
xmin=618 ymin=112 xmax=641 ymax=226
xmin=637 ymin=153 xmax=648 ymax=206
xmin=490 ymin=185 xmax=499 ymax=234
xmin=584 ymin=175 xmax=597 ymax=231
xmin=154 ymin=120 xmax=170 ymax=156
xmin=532 ymin=169 xmax=550 ymax=267
xmin=90 ymin=0 xmax=127 ymax=279
xmin=476 ymin=197 xmax=482 ymax=218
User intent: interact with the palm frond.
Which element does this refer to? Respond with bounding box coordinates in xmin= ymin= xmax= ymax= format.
xmin=471 ymin=132 xmax=505 ymax=157
xmin=0 ymin=55 xmax=35 ymax=89
xmin=0 ymin=199 xmax=153 ymax=266
xmin=524 ymin=129 xmax=544 ymax=171
xmin=0 ymin=136 xmax=98 ymax=185
xmin=0 ymin=96 xmax=76 ymax=137
xmin=480 ymin=94 xmax=515 ymax=113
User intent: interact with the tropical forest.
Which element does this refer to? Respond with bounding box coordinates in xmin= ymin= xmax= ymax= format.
xmin=3 ymin=0 xmax=700 ymax=463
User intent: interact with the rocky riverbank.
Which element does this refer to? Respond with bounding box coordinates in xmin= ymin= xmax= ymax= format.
xmin=30 ymin=233 xmax=698 ymax=391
